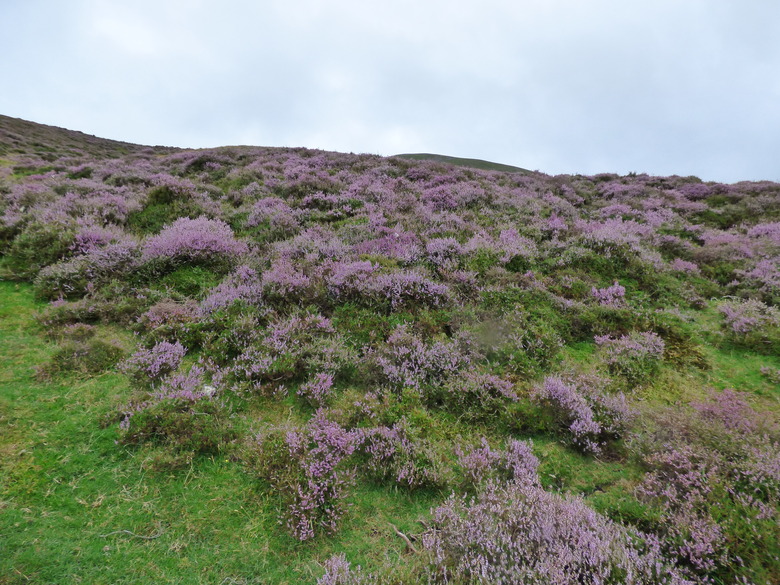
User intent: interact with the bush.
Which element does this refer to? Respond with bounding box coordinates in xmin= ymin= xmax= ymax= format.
xmin=140 ymin=216 xmax=248 ymax=269
xmin=249 ymin=411 xmax=358 ymax=540
xmin=595 ymin=331 xmax=665 ymax=386
xmin=535 ymin=376 xmax=634 ymax=455
xmin=36 ymin=337 xmax=125 ymax=379
xmin=119 ymin=369 xmax=233 ymax=455
xmin=422 ymin=478 xmax=688 ymax=585
xmin=6 ymin=222 xmax=75 ymax=278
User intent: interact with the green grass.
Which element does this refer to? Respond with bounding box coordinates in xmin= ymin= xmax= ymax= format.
xmin=2 ymin=280 xmax=777 ymax=583
xmin=0 ymin=282 xmax=436 ymax=584
xmin=393 ymin=153 xmax=530 ymax=173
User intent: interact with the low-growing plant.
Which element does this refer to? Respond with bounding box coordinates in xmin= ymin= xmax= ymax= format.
xmin=249 ymin=410 xmax=358 ymax=541
xmin=595 ymin=331 xmax=666 ymax=386
xmin=535 ymin=375 xmax=634 ymax=455
xmin=36 ymin=336 xmax=125 ymax=379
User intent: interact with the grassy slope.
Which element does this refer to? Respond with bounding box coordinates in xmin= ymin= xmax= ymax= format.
xmin=393 ymin=153 xmax=530 ymax=173
xmin=0 ymin=282 xmax=436 ymax=584
xmin=1 ymin=280 xmax=777 ymax=584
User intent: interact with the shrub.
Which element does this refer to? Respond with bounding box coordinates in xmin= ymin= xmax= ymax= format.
xmin=120 ymin=341 xmax=186 ymax=387
xmin=6 ymin=221 xmax=75 ymax=278
xmin=36 ymin=337 xmax=125 ymax=379
xmin=535 ymin=376 xmax=634 ymax=455
xmin=718 ymin=298 xmax=780 ymax=353
xmin=119 ymin=368 xmax=233 ymax=454
xmin=423 ymin=479 xmax=689 ymax=585
xmin=595 ymin=331 xmax=665 ymax=386
xmin=140 ymin=216 xmax=248 ymax=268
xmin=355 ymin=419 xmax=446 ymax=490
xmin=434 ymin=371 xmax=518 ymax=420
xmin=251 ymin=411 xmax=358 ymax=540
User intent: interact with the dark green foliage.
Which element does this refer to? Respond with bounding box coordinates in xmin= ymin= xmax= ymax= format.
xmin=126 ymin=185 xmax=204 ymax=234
xmin=157 ymin=265 xmax=222 ymax=297
xmin=36 ymin=337 xmax=125 ymax=379
xmin=120 ymin=398 xmax=235 ymax=455
xmin=6 ymin=222 xmax=75 ymax=278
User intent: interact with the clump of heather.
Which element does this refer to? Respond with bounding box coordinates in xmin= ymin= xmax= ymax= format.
xmin=591 ymin=281 xmax=626 ymax=307
xmin=630 ymin=389 xmax=780 ymax=584
xmin=535 ymin=375 xmax=634 ymax=454
xmin=215 ymin=312 xmax=353 ymax=394
xmin=718 ymin=298 xmax=780 ymax=352
xmin=317 ymin=554 xmax=377 ymax=585
xmin=34 ymin=238 xmax=141 ymax=299
xmin=760 ymin=366 xmax=780 ymax=384
xmin=455 ymin=438 xmax=539 ymax=488
xmin=120 ymin=340 xmax=186 ymax=387
xmin=361 ymin=269 xmax=451 ymax=311
xmin=595 ymin=331 xmax=665 ymax=385
xmin=423 ymin=478 xmax=691 ymax=585
xmin=119 ymin=366 xmax=233 ymax=455
xmin=355 ymin=418 xmax=446 ymax=490
xmin=199 ymin=265 xmax=264 ymax=315
xmin=141 ymin=216 xmax=248 ymax=267
xmin=369 ymin=325 xmax=474 ymax=392
xmin=434 ymin=370 xmax=518 ymax=420
xmin=251 ymin=411 xmax=358 ymax=540
xmin=297 ymin=372 xmax=335 ymax=407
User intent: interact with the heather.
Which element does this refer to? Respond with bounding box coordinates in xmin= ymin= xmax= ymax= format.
xmin=1 ymin=115 xmax=779 ymax=584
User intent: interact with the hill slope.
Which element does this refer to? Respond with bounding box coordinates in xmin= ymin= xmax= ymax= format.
xmin=1 ymin=116 xmax=779 ymax=585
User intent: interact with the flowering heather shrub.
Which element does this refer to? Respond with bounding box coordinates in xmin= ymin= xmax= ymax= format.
xmin=120 ymin=341 xmax=186 ymax=387
xmin=535 ymin=376 xmax=633 ymax=454
xmin=253 ymin=411 xmax=358 ymax=540
xmin=260 ymin=258 xmax=314 ymax=301
xmin=355 ymin=419 xmax=445 ymax=489
xmin=591 ymin=281 xmax=626 ymax=307
xmin=370 ymin=326 xmax=473 ymax=392
xmin=137 ymin=299 xmax=200 ymax=333
xmin=317 ymin=554 xmax=376 ymax=585
xmin=636 ymin=446 xmax=728 ymax=575
xmin=423 ymin=479 xmax=690 ymax=585
xmin=321 ymin=260 xmax=377 ymax=300
xmin=297 ymin=372 xmax=335 ymax=407
xmin=199 ymin=265 xmax=264 ymax=315
xmin=141 ymin=216 xmax=248 ymax=266
xmin=219 ymin=313 xmax=353 ymax=393
xmin=735 ymin=257 xmax=780 ymax=302
xmin=690 ymin=388 xmax=760 ymax=435
xmin=669 ymin=258 xmax=700 ymax=275
xmin=354 ymin=228 xmax=422 ymax=264
xmin=436 ymin=371 xmax=518 ymax=420
xmin=718 ymin=298 xmax=780 ymax=353
xmin=34 ymin=239 xmax=141 ymax=299
xmin=595 ymin=331 xmax=665 ymax=385
xmin=760 ymin=366 xmax=780 ymax=384
xmin=455 ymin=438 xmax=538 ymax=488
xmin=360 ymin=270 xmax=451 ymax=311
xmin=424 ymin=237 xmax=463 ymax=269
xmin=245 ymin=196 xmax=300 ymax=238
xmin=119 ymin=366 xmax=233 ymax=454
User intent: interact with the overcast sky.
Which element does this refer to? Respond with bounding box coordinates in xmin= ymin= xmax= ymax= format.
xmin=1 ymin=0 xmax=779 ymax=183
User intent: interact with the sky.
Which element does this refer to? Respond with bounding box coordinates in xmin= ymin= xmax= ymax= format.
xmin=1 ymin=0 xmax=779 ymax=183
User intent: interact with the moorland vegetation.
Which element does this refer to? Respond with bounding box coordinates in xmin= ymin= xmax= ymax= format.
xmin=1 ymin=114 xmax=778 ymax=584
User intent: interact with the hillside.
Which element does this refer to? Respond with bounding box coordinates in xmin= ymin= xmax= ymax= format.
xmin=1 ymin=116 xmax=779 ymax=585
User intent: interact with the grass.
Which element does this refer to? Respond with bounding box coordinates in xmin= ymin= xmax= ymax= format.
xmin=1 ymin=279 xmax=777 ymax=583
xmin=0 ymin=282 xmax=436 ymax=584
xmin=393 ymin=153 xmax=530 ymax=173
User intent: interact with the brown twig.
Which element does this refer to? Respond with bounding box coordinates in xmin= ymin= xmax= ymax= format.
xmin=388 ymin=522 xmax=418 ymax=554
